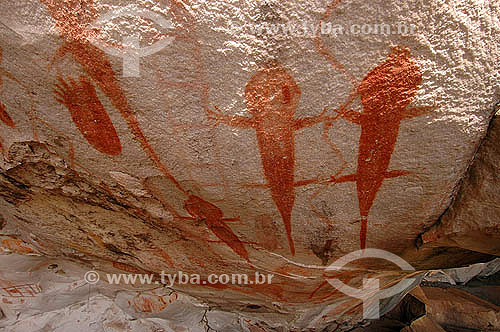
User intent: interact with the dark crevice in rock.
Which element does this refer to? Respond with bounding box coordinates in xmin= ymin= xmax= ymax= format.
xmin=0 ymin=173 xmax=30 ymax=191
xmin=416 ymin=102 xmax=500 ymax=251
xmin=311 ymin=239 xmax=336 ymax=265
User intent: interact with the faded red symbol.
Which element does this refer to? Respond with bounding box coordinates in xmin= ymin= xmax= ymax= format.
xmin=42 ymin=0 xmax=185 ymax=194
xmin=153 ymin=248 xmax=175 ymax=268
xmin=208 ymin=62 xmax=337 ymax=255
xmin=255 ymin=215 xmax=279 ymax=251
xmin=54 ymin=75 xmax=122 ymax=155
xmin=2 ymin=284 xmax=42 ymax=297
xmin=330 ymin=46 xmax=434 ymax=249
xmin=0 ymin=48 xmax=15 ymax=129
xmin=132 ymin=293 xmax=176 ymax=313
xmin=163 ymin=0 xmax=210 ymax=112
xmin=112 ymin=261 xmax=141 ymax=273
xmin=313 ymin=0 xmax=356 ymax=87
xmin=0 ymin=46 xmax=49 ymax=157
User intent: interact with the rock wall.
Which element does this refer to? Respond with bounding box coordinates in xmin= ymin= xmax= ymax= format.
xmin=0 ymin=0 xmax=499 ymax=331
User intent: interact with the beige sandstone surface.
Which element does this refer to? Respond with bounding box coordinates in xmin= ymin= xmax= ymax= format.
xmin=0 ymin=0 xmax=499 ymax=331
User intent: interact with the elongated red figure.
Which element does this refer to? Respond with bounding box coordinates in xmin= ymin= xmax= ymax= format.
xmin=331 ymin=46 xmax=434 ymax=249
xmin=54 ymin=75 xmax=122 ymax=155
xmin=208 ymin=63 xmax=334 ymax=255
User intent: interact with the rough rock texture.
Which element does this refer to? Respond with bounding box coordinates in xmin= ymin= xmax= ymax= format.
xmin=349 ymin=259 xmax=500 ymax=331
xmin=419 ymin=114 xmax=500 ymax=257
xmin=0 ymin=0 xmax=499 ymax=331
xmin=415 ymin=287 xmax=500 ymax=330
xmin=401 ymin=316 xmax=446 ymax=332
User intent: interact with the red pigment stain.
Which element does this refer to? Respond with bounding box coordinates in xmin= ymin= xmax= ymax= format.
xmin=184 ymin=195 xmax=249 ymax=262
xmin=54 ymin=75 xmax=122 ymax=155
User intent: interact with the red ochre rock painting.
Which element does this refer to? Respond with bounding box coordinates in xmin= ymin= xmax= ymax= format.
xmin=0 ymin=48 xmax=16 ymax=129
xmin=53 ymin=75 xmax=122 ymax=155
xmin=330 ymin=46 xmax=435 ymax=249
xmin=27 ymin=0 xmax=435 ymax=259
xmin=2 ymin=0 xmax=496 ymax=330
xmin=143 ymin=178 xmax=251 ymax=264
xmin=208 ymin=63 xmax=339 ymax=256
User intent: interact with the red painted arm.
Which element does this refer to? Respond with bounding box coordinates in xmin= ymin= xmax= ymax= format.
xmin=294 ymin=107 xmax=340 ymax=130
xmin=207 ymin=106 xmax=256 ymax=129
xmin=333 ymin=108 xmax=362 ymax=125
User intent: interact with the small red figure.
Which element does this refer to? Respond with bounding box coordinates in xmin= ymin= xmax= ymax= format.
xmin=143 ymin=178 xmax=251 ymax=263
xmin=184 ymin=195 xmax=249 ymax=262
